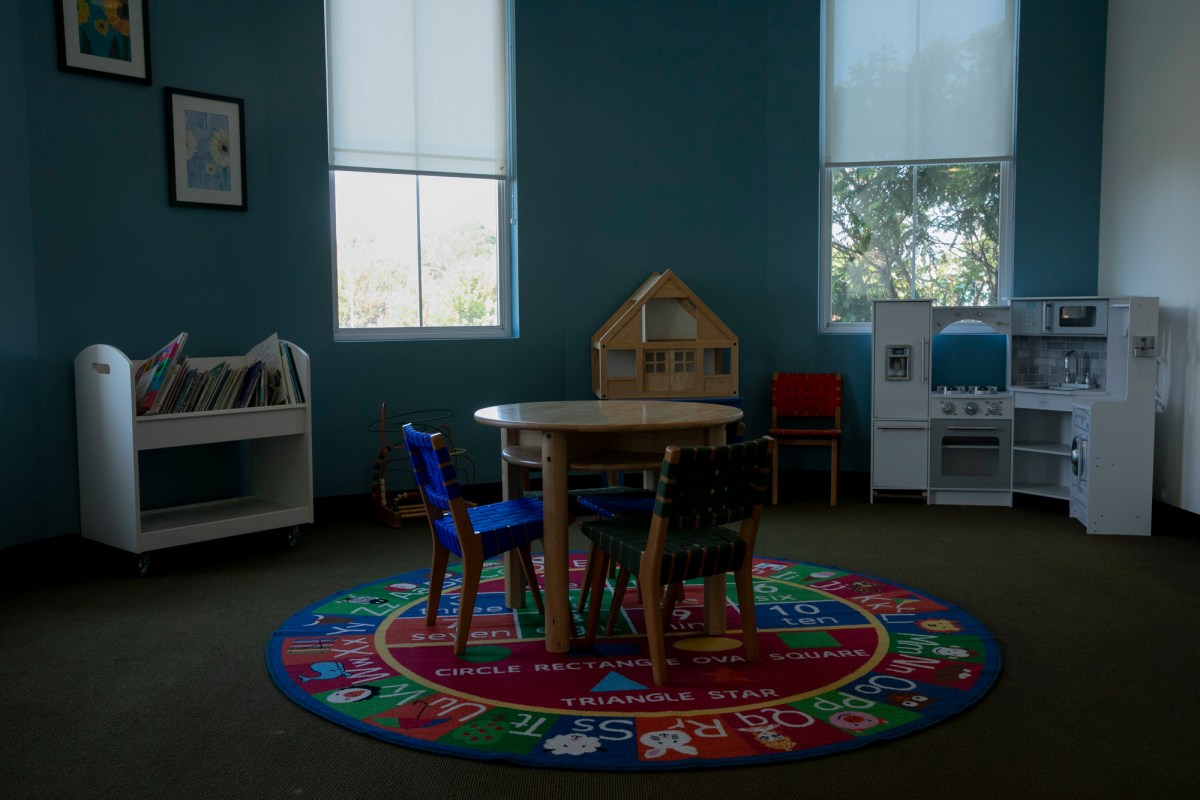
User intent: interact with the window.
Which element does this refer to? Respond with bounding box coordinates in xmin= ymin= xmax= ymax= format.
xmin=820 ymin=0 xmax=1018 ymax=331
xmin=325 ymin=0 xmax=513 ymax=340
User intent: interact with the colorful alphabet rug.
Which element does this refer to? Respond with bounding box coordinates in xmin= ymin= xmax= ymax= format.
xmin=266 ymin=554 xmax=1000 ymax=771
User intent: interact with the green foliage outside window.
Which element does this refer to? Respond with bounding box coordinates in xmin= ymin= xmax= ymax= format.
xmin=830 ymin=162 xmax=1002 ymax=324
xmin=336 ymin=221 xmax=498 ymax=330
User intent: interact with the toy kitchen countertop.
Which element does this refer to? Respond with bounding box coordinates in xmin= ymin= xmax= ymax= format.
xmin=1012 ymin=383 xmax=1110 ymax=412
xmin=1012 ymin=383 xmax=1109 ymax=397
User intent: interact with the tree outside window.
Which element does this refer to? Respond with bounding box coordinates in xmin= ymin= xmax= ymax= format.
xmin=829 ymin=162 xmax=1002 ymax=323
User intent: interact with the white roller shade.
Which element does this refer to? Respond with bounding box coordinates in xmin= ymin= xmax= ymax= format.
xmin=824 ymin=0 xmax=1016 ymax=165
xmin=327 ymin=0 xmax=508 ymax=176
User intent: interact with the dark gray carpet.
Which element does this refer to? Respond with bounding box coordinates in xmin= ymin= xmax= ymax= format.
xmin=2 ymin=488 xmax=1198 ymax=799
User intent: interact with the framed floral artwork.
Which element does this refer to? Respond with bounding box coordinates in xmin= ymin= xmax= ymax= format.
xmin=164 ymin=88 xmax=247 ymax=211
xmin=56 ymin=0 xmax=152 ymax=84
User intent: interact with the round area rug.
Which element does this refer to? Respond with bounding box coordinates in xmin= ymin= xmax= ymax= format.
xmin=266 ymin=554 xmax=1000 ymax=770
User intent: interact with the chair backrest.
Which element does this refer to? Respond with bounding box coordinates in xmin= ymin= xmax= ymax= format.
xmin=771 ymin=372 xmax=842 ymax=425
xmin=402 ymin=423 xmax=463 ymax=513
xmin=652 ymin=436 xmax=774 ymax=532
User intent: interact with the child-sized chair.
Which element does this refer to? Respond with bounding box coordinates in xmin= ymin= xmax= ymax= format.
xmin=769 ymin=372 xmax=842 ymax=506
xmin=403 ymin=423 xmax=545 ymax=656
xmin=580 ymin=437 xmax=774 ymax=686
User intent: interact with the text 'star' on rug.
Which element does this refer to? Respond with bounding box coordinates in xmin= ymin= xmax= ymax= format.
xmin=266 ymin=554 xmax=1000 ymax=771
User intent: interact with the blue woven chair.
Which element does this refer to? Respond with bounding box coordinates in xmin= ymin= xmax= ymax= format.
xmin=403 ymin=423 xmax=544 ymax=656
xmin=581 ymin=436 xmax=774 ymax=685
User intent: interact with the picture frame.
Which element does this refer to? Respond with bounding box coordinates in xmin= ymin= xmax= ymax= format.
xmin=55 ymin=0 xmax=152 ymax=84
xmin=164 ymin=88 xmax=248 ymax=211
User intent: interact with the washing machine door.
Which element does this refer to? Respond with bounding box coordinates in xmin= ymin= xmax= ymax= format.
xmin=1071 ymin=404 xmax=1091 ymax=481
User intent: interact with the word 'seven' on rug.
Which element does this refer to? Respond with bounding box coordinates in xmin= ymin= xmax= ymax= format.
xmin=266 ymin=554 xmax=1000 ymax=771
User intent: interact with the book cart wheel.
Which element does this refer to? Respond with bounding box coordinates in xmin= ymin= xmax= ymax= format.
xmin=134 ymin=552 xmax=153 ymax=578
xmin=283 ymin=525 xmax=303 ymax=548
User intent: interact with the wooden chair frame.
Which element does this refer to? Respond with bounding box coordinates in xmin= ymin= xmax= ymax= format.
xmin=769 ymin=371 xmax=842 ymax=506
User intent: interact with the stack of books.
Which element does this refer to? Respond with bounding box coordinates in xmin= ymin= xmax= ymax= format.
xmin=134 ymin=332 xmax=305 ymax=416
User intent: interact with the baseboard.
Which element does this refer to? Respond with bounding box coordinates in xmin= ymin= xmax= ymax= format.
xmin=1152 ymin=499 xmax=1200 ymax=538
xmin=314 ymin=487 xmax=1198 ymax=537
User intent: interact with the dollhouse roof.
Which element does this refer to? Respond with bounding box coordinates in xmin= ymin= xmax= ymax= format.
xmin=592 ymin=270 xmax=737 ymax=346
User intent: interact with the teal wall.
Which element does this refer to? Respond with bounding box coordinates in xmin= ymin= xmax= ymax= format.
xmin=1013 ymin=0 xmax=1110 ymax=296
xmin=2 ymin=6 xmax=43 ymax=539
xmin=2 ymin=1 xmax=1110 ymax=547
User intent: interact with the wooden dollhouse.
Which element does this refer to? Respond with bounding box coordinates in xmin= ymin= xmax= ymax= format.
xmin=591 ymin=270 xmax=739 ymax=399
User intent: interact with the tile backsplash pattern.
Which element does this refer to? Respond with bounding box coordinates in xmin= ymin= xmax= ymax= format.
xmin=1012 ymin=335 xmax=1108 ymax=389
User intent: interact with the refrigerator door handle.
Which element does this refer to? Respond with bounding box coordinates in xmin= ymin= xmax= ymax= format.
xmin=922 ymin=337 xmax=931 ymax=385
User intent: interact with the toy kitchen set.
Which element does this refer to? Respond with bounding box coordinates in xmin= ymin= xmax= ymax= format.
xmin=871 ymin=296 xmax=1159 ymax=535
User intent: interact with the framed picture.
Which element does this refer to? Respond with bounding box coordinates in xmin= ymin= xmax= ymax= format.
xmin=164 ymin=88 xmax=247 ymax=211
xmin=56 ymin=0 xmax=152 ymax=84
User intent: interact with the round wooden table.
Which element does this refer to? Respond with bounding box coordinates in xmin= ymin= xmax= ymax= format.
xmin=475 ymin=399 xmax=743 ymax=653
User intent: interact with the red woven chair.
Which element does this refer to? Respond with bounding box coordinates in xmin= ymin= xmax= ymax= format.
xmin=769 ymin=372 xmax=842 ymax=506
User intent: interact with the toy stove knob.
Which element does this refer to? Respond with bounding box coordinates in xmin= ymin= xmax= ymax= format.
xmin=964 ymin=401 xmax=979 ymax=416
xmin=941 ymin=401 xmax=956 ymax=415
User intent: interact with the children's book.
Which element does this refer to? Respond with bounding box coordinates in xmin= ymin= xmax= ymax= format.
xmin=245 ymin=333 xmax=289 ymax=406
xmin=282 ymin=342 xmax=305 ymax=404
xmin=134 ymin=332 xmax=188 ymax=415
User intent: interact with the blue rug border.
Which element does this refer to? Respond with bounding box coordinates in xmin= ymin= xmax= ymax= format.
xmin=265 ymin=554 xmax=1002 ymax=771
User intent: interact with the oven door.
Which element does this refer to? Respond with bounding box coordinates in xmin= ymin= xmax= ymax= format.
xmin=929 ymin=419 xmax=1012 ymax=490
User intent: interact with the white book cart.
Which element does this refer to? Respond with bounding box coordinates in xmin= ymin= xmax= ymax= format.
xmin=74 ymin=342 xmax=313 ymax=575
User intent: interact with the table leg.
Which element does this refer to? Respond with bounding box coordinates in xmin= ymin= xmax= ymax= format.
xmin=702 ymin=422 xmax=729 ymax=634
xmin=703 ymin=575 xmax=727 ymax=634
xmin=501 ymin=428 xmax=527 ymax=610
xmin=540 ymin=430 xmax=572 ymax=653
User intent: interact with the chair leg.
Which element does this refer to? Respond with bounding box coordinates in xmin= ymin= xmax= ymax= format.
xmin=771 ymin=445 xmax=780 ymax=505
xmin=661 ymin=581 xmax=684 ymax=622
xmin=579 ymin=542 xmax=621 ymax=613
xmin=830 ymin=440 xmax=839 ymax=507
xmin=604 ymin=567 xmax=632 ymax=635
xmin=454 ymin=555 xmax=482 ymax=656
xmin=641 ymin=579 xmax=669 ymax=686
xmin=577 ymin=542 xmax=596 ymax=612
xmin=426 ymin=544 xmax=450 ymax=626
xmin=516 ymin=545 xmax=545 ymax=614
xmin=733 ymin=564 xmax=759 ymax=662
xmin=583 ymin=551 xmax=611 ymax=647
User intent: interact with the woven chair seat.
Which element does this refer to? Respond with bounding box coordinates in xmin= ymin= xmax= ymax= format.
xmin=576 ymin=487 xmax=655 ymax=518
xmin=523 ymin=487 xmax=605 ymax=499
xmin=432 ymin=497 xmax=544 ymax=559
xmin=581 ymin=517 xmax=747 ymax=585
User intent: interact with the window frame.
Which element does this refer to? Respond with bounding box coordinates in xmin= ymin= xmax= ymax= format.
xmin=326 ymin=0 xmax=517 ymax=343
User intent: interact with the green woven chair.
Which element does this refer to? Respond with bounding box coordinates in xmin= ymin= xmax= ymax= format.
xmin=580 ymin=436 xmax=774 ymax=686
